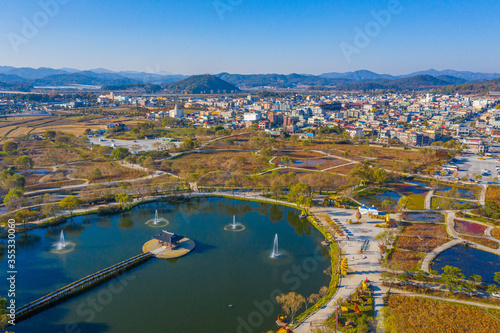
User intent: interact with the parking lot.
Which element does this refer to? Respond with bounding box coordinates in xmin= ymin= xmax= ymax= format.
xmin=89 ymin=135 xmax=181 ymax=153
xmin=451 ymin=154 xmax=500 ymax=184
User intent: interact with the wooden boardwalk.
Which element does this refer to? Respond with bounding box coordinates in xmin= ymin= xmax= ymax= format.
xmin=13 ymin=252 xmax=153 ymax=325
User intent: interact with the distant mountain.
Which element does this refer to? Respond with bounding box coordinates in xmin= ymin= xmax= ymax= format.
xmin=216 ymin=73 xmax=350 ymax=88
xmin=33 ymin=72 xmax=136 ymax=87
xmin=0 ymin=67 xmax=72 ymax=80
xmin=0 ymin=74 xmax=27 ymax=83
xmin=403 ymin=69 xmax=500 ymax=82
xmin=435 ymin=75 xmax=468 ymax=85
xmin=0 ymin=66 xmax=186 ymax=87
xmin=338 ymin=75 xmax=454 ymax=91
xmin=166 ymin=75 xmax=240 ymax=94
xmin=0 ymin=66 xmax=499 ymax=93
xmin=320 ymin=70 xmax=395 ymax=81
xmin=116 ymin=71 xmax=187 ymax=84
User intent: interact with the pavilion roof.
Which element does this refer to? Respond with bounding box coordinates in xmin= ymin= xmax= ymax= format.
xmin=153 ymin=230 xmax=183 ymax=244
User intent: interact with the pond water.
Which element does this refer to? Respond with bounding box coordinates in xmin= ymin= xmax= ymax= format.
xmin=16 ymin=169 xmax=51 ymax=175
xmin=0 ymin=198 xmax=330 ymax=333
xmin=292 ymin=159 xmax=324 ymax=167
xmin=431 ymin=197 xmax=479 ymax=210
xmin=390 ymin=183 xmax=428 ymax=196
xmin=402 ymin=212 xmax=445 ymax=223
xmin=435 ymin=186 xmax=478 ymax=200
xmin=406 ymin=180 xmax=429 ymax=188
xmin=432 ymin=244 xmax=500 ymax=284
xmin=357 ymin=190 xmax=402 ymax=208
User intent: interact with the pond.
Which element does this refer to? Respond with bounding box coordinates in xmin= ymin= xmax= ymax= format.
xmin=402 ymin=212 xmax=445 ymax=223
xmin=389 ymin=183 xmax=428 ymax=196
xmin=16 ymin=169 xmax=51 ymax=175
xmin=357 ymin=190 xmax=402 ymax=209
xmin=0 ymin=197 xmax=330 ymax=333
xmin=432 ymin=244 xmax=500 ymax=284
xmin=435 ymin=186 xmax=479 ymax=200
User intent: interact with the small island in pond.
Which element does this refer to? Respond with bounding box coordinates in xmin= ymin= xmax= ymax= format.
xmin=143 ymin=230 xmax=196 ymax=259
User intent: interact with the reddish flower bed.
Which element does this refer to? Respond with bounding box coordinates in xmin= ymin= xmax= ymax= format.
xmin=454 ymin=219 xmax=487 ymax=236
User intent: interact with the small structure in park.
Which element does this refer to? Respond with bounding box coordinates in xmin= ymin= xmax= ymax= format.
xmin=152 ymin=230 xmax=184 ymax=249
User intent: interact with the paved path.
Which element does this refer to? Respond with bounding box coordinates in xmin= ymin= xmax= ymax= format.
xmin=421 ymin=239 xmax=464 ymax=273
xmin=421 ymin=211 xmax=500 ymax=273
xmin=425 ymin=189 xmax=434 ymax=210
xmin=294 ymin=210 xmax=386 ymax=333
xmin=479 ymin=184 xmax=487 ymax=206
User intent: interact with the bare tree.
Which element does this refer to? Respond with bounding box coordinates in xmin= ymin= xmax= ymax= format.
xmin=276 ymin=292 xmax=306 ymax=324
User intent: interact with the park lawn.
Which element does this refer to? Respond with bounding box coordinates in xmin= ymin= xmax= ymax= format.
xmin=387 ymin=249 xmax=425 ymax=271
xmin=164 ymin=151 xmax=271 ymax=175
xmin=384 ymin=295 xmax=500 ymax=333
xmin=330 ymin=163 xmax=358 ymax=175
xmin=74 ymin=161 xmax=146 ymax=183
xmin=395 ymin=223 xmax=451 ymax=252
xmin=405 ymin=194 xmax=426 ymax=210
xmin=29 ymin=147 xmax=83 ymax=166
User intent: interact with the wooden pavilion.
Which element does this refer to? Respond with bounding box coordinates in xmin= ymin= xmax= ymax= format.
xmin=152 ymin=230 xmax=184 ymax=249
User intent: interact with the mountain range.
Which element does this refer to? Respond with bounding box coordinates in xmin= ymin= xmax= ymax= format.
xmin=0 ymin=66 xmax=499 ymax=92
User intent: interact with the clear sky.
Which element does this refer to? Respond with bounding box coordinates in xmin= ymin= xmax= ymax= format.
xmin=0 ymin=0 xmax=499 ymax=75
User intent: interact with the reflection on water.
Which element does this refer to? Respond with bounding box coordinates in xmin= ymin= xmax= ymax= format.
xmin=403 ymin=212 xmax=445 ymax=223
xmin=433 ymin=244 xmax=500 ymax=284
xmin=2 ymin=197 xmax=329 ymax=333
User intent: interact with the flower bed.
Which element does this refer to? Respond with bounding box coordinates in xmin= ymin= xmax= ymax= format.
xmin=394 ymin=223 xmax=451 ymax=252
xmin=387 ymin=249 xmax=425 ymax=271
xmin=384 ymin=295 xmax=500 ymax=333
xmin=462 ymin=235 xmax=500 ymax=249
xmin=454 ymin=219 xmax=488 ymax=236
xmin=492 ymin=228 xmax=500 ymax=241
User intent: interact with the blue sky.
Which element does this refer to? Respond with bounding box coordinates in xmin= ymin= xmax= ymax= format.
xmin=0 ymin=0 xmax=499 ymax=75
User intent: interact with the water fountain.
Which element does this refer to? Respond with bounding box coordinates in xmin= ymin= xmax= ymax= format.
xmin=271 ymin=234 xmax=279 ymax=258
xmin=145 ymin=209 xmax=170 ymax=228
xmin=223 ymin=215 xmax=245 ymax=232
xmin=51 ymin=230 xmax=76 ymax=254
xmin=56 ymin=230 xmax=67 ymax=250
